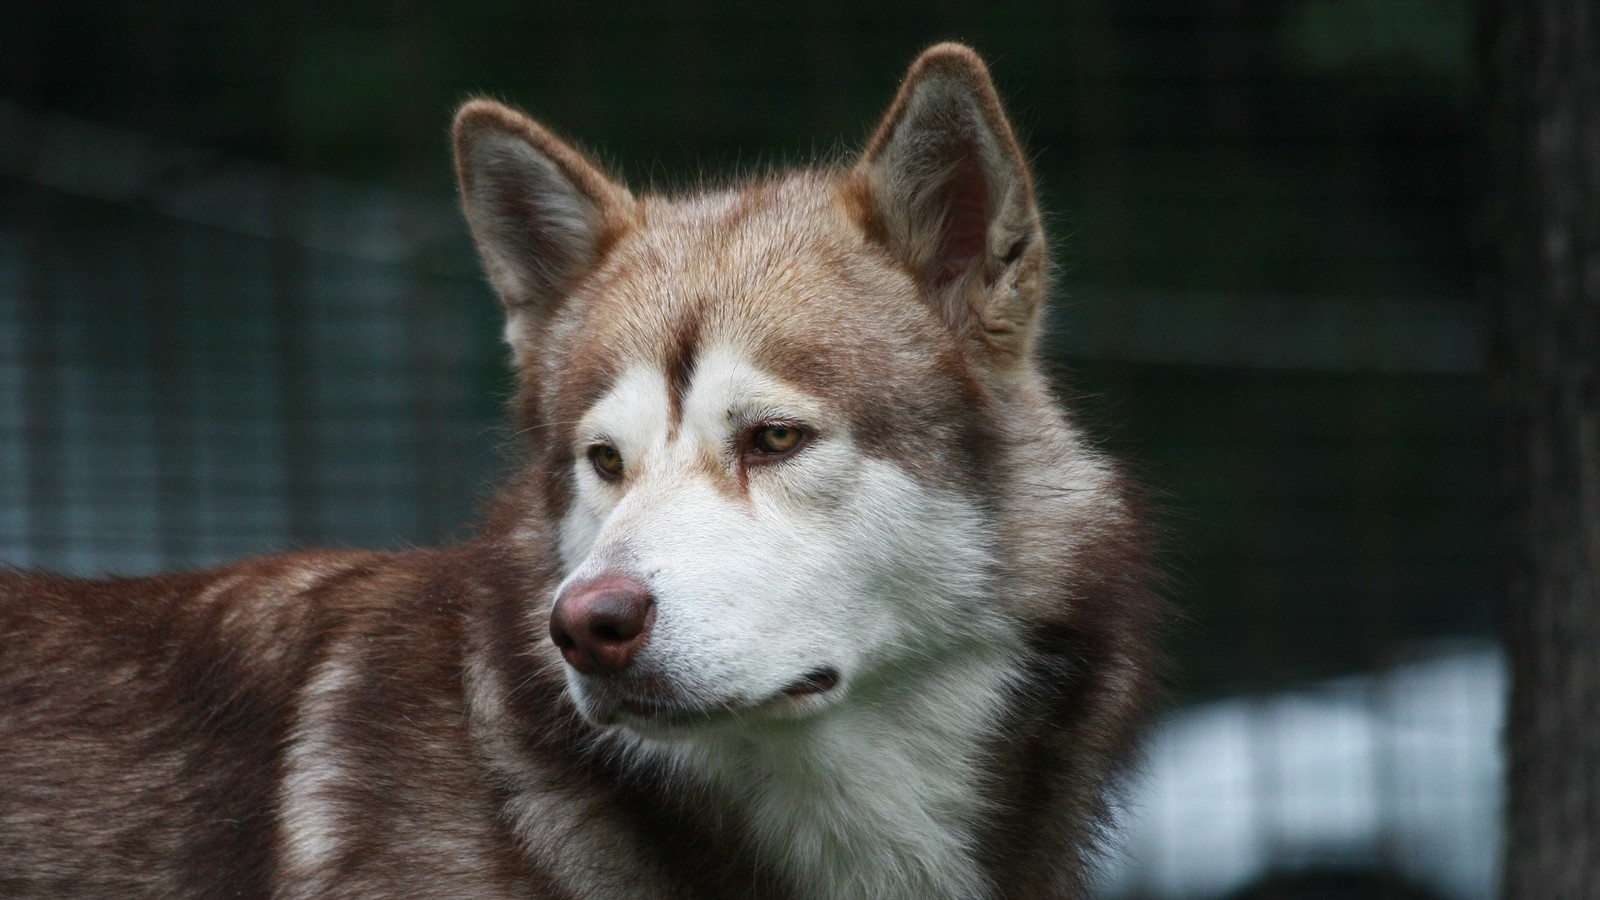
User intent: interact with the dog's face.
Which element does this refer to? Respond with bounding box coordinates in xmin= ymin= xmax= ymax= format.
xmin=454 ymin=46 xmax=1049 ymax=736
xmin=534 ymin=183 xmax=1004 ymax=733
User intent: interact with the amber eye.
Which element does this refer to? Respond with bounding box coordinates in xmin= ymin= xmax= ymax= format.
xmin=588 ymin=444 xmax=624 ymax=481
xmin=751 ymin=424 xmax=804 ymax=456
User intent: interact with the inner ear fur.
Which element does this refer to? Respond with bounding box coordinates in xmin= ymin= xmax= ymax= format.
xmin=452 ymin=100 xmax=635 ymax=321
xmin=854 ymin=43 xmax=1047 ymax=365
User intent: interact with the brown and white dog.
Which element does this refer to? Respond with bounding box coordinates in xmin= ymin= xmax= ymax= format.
xmin=0 ymin=44 xmax=1160 ymax=899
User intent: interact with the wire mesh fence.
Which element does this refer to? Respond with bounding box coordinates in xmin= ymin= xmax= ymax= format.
xmin=0 ymin=4 xmax=1498 ymax=896
xmin=0 ymin=104 xmax=505 ymax=574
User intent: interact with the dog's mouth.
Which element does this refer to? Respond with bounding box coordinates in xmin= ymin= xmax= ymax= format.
xmin=605 ymin=667 xmax=842 ymax=729
xmin=778 ymin=667 xmax=839 ymax=698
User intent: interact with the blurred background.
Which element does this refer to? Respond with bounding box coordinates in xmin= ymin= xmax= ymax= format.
xmin=0 ymin=2 xmax=1496 ymax=898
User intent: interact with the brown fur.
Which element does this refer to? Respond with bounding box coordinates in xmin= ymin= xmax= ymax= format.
xmin=0 ymin=44 xmax=1161 ymax=898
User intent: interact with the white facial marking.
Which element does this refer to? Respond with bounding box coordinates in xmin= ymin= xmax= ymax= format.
xmin=556 ymin=341 xmax=1006 ymax=715
xmin=557 ymin=364 xmax=671 ymax=572
xmin=551 ymin=342 xmax=1022 ymax=899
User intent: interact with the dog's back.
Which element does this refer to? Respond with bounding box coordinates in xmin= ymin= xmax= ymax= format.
xmin=1 ymin=550 xmax=557 ymax=897
xmin=0 ymin=45 xmax=1161 ymax=899
xmin=1 ymin=560 xmax=326 ymax=895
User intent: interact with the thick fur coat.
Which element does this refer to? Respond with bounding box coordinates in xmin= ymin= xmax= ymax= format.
xmin=0 ymin=44 xmax=1161 ymax=899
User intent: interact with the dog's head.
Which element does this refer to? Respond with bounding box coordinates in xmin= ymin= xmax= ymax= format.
xmin=455 ymin=45 xmax=1060 ymax=736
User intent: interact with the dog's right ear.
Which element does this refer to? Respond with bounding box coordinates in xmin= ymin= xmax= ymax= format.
xmin=853 ymin=44 xmax=1046 ymax=371
xmin=453 ymin=100 xmax=635 ymax=324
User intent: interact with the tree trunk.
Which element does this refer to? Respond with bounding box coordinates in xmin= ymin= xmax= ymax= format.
xmin=1485 ymin=2 xmax=1600 ymax=897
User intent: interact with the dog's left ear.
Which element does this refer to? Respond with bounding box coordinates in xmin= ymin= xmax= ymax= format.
xmin=452 ymin=99 xmax=635 ymax=331
xmin=855 ymin=43 xmax=1046 ymax=367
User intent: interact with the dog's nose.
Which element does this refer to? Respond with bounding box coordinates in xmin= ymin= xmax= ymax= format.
xmin=549 ymin=576 xmax=656 ymax=675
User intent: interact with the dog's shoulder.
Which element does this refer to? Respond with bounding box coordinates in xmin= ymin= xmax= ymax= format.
xmin=0 ymin=547 xmax=549 ymax=895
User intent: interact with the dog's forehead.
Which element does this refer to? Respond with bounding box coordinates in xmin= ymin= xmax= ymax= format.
xmin=558 ymin=175 xmax=932 ymax=394
xmin=609 ymin=176 xmax=901 ymax=343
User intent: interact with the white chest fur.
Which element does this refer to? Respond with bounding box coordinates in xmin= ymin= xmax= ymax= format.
xmin=659 ymin=647 xmax=1022 ymax=900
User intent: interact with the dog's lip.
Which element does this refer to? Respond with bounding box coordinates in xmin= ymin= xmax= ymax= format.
xmin=618 ymin=695 xmax=730 ymax=720
xmin=607 ymin=667 xmax=842 ymax=727
xmin=778 ymin=667 xmax=840 ymax=698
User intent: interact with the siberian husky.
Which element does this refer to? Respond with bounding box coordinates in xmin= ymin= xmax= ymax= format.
xmin=0 ymin=43 xmax=1160 ymax=899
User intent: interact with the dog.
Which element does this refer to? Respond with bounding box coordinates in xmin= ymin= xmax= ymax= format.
xmin=0 ymin=43 xmax=1160 ymax=899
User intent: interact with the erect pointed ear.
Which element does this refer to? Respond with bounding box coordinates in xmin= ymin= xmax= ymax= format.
xmin=854 ymin=44 xmax=1047 ymax=365
xmin=453 ymin=100 xmax=635 ymax=322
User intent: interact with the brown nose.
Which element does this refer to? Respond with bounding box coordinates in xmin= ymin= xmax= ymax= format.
xmin=549 ymin=575 xmax=656 ymax=675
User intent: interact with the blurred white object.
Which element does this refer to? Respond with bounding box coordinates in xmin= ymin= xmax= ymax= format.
xmin=1100 ymin=641 xmax=1503 ymax=900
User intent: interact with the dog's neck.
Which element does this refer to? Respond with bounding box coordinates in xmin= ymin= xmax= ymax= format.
xmin=648 ymin=644 xmax=1023 ymax=900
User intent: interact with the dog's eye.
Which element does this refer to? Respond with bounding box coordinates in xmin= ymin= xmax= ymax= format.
xmin=750 ymin=424 xmax=804 ymax=456
xmin=588 ymin=444 xmax=624 ymax=481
